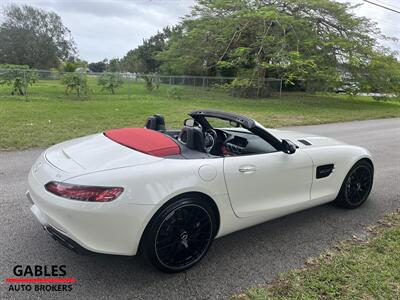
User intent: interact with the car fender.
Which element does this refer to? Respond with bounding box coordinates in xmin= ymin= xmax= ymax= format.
xmin=302 ymin=145 xmax=373 ymax=203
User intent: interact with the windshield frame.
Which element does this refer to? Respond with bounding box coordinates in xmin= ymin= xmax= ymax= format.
xmin=189 ymin=110 xmax=283 ymax=151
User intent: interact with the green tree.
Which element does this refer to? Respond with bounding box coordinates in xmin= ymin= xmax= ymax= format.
xmin=156 ymin=0 xmax=394 ymax=94
xmin=141 ymin=75 xmax=159 ymax=91
xmin=0 ymin=5 xmax=76 ymax=69
xmin=358 ymin=53 xmax=400 ymax=95
xmin=97 ymin=73 xmax=123 ymax=94
xmin=88 ymin=60 xmax=107 ymax=73
xmin=120 ymin=27 xmax=175 ymax=73
xmin=0 ymin=64 xmax=37 ymax=95
xmin=60 ymin=61 xmax=78 ymax=72
xmin=61 ymin=73 xmax=88 ymax=96
xmin=107 ymin=58 xmax=121 ymax=72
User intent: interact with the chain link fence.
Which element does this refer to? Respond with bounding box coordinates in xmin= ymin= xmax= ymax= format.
xmin=0 ymin=68 xmax=284 ymax=99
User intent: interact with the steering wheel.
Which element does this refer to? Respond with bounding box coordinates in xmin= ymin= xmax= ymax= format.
xmin=204 ymin=129 xmax=217 ymax=153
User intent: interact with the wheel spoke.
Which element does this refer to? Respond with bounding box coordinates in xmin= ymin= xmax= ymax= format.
xmin=157 ymin=241 xmax=177 ymax=251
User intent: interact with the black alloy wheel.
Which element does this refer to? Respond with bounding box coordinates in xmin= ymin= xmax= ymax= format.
xmin=334 ymin=160 xmax=373 ymax=209
xmin=141 ymin=197 xmax=216 ymax=273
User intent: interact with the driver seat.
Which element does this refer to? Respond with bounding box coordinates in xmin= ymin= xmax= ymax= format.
xmin=145 ymin=114 xmax=166 ymax=132
xmin=178 ymin=127 xmax=205 ymax=152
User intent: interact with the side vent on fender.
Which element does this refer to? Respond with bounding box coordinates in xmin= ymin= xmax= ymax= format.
xmin=298 ymin=139 xmax=312 ymax=146
xmin=316 ymin=164 xmax=334 ymax=179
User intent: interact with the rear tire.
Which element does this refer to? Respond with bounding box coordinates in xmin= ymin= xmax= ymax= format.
xmin=141 ymin=197 xmax=216 ymax=273
xmin=334 ymin=160 xmax=373 ymax=209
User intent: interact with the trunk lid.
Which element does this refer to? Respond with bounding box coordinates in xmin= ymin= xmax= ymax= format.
xmin=45 ymin=133 xmax=163 ymax=174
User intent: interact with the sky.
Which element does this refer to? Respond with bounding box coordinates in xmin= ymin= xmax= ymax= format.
xmin=1 ymin=0 xmax=399 ymax=62
xmin=337 ymin=0 xmax=399 ymax=53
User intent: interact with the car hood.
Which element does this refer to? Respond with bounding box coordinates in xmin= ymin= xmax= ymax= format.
xmin=267 ymin=128 xmax=345 ymax=148
xmin=45 ymin=133 xmax=163 ymax=174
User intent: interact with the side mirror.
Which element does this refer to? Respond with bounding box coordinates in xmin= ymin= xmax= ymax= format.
xmin=184 ymin=118 xmax=195 ymax=127
xmin=282 ymin=139 xmax=296 ymax=154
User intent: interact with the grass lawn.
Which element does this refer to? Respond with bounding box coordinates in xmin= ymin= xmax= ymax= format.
xmin=1 ymin=78 xmax=400 ymax=150
xmin=233 ymin=212 xmax=400 ymax=300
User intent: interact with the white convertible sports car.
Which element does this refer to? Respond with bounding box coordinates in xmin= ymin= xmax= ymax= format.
xmin=27 ymin=110 xmax=374 ymax=272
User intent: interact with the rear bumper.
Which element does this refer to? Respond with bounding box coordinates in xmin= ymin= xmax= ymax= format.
xmin=26 ymin=190 xmax=91 ymax=254
xmin=26 ymin=159 xmax=155 ymax=256
xmin=43 ymin=224 xmax=92 ymax=255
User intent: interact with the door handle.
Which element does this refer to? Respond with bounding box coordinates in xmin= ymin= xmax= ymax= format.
xmin=238 ymin=165 xmax=257 ymax=174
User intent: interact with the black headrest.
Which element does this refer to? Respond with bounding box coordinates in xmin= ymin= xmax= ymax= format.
xmin=178 ymin=127 xmax=205 ymax=151
xmin=145 ymin=114 xmax=165 ymax=132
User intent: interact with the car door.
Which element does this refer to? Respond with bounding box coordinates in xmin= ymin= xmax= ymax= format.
xmin=223 ymin=150 xmax=313 ymax=218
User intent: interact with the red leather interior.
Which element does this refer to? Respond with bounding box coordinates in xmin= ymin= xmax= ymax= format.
xmin=104 ymin=128 xmax=180 ymax=157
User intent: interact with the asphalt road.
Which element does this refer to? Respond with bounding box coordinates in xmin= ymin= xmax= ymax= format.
xmin=1 ymin=118 xmax=399 ymax=299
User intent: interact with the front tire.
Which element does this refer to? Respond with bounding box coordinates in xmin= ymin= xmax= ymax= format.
xmin=334 ymin=160 xmax=374 ymax=209
xmin=141 ymin=197 xmax=216 ymax=273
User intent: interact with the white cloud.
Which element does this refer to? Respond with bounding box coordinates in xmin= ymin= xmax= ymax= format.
xmin=1 ymin=0 xmax=398 ymax=62
xmin=2 ymin=0 xmax=194 ymax=62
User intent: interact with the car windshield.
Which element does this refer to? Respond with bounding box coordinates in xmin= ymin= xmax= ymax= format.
xmin=204 ymin=116 xmax=243 ymax=129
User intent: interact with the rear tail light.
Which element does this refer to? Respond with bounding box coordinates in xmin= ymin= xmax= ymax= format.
xmin=45 ymin=181 xmax=124 ymax=202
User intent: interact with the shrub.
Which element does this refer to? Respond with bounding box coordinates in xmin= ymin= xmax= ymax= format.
xmin=0 ymin=64 xmax=37 ymax=96
xmin=167 ymin=86 xmax=185 ymax=99
xmin=61 ymin=72 xmax=89 ymax=96
xmin=345 ymin=84 xmax=360 ymax=97
xmin=371 ymin=95 xmax=399 ymax=101
xmin=141 ymin=75 xmax=159 ymax=91
xmin=97 ymin=73 xmax=123 ymax=94
xmin=60 ymin=61 xmax=78 ymax=72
